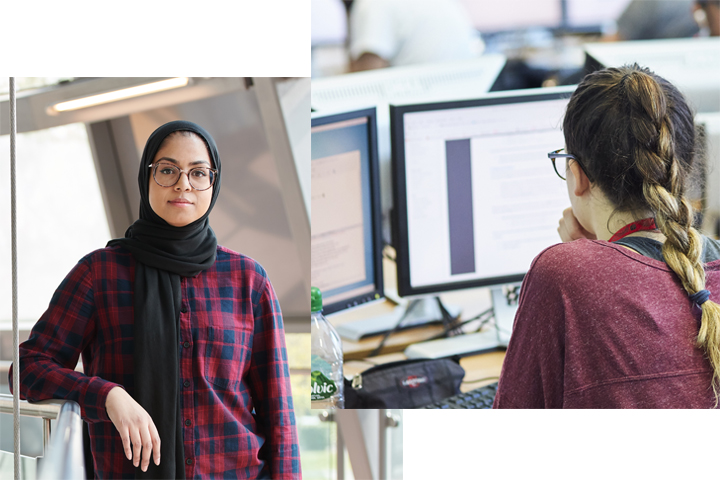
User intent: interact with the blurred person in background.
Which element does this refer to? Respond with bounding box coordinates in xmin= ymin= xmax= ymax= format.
xmin=348 ymin=0 xmax=483 ymax=71
xmin=557 ymin=0 xmax=716 ymax=86
xmin=605 ymin=0 xmax=700 ymax=41
xmin=696 ymin=0 xmax=720 ymax=36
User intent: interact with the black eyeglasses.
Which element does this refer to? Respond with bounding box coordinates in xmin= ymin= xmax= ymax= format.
xmin=149 ymin=162 xmax=217 ymax=191
xmin=548 ymin=148 xmax=587 ymax=181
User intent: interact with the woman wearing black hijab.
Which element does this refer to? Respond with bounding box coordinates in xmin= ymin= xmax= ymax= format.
xmin=11 ymin=121 xmax=301 ymax=479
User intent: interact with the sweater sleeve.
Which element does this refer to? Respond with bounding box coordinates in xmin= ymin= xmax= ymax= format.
xmin=247 ymin=266 xmax=301 ymax=479
xmin=8 ymin=257 xmax=121 ymax=422
xmin=493 ymin=246 xmax=567 ymax=408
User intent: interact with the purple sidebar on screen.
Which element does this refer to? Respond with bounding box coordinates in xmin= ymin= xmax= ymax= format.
xmin=445 ymin=138 xmax=476 ymax=275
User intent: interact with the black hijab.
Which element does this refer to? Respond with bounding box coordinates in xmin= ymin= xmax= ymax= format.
xmin=107 ymin=120 xmax=221 ymax=479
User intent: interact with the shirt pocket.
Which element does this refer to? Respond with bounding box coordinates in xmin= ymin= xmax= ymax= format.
xmin=203 ymin=326 xmax=252 ymax=390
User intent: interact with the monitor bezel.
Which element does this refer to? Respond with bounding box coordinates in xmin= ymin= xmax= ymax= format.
xmin=390 ymin=90 xmax=573 ymax=297
xmin=311 ymin=107 xmax=385 ymax=315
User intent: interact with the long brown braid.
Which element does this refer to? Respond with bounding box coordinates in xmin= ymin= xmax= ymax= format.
xmin=563 ymin=64 xmax=720 ymax=402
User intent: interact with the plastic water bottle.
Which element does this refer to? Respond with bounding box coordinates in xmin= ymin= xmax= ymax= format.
xmin=311 ymin=286 xmax=344 ymax=409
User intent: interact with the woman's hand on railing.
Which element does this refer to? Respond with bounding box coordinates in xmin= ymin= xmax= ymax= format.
xmin=558 ymin=207 xmax=596 ymax=242
xmin=105 ymin=386 xmax=161 ymax=472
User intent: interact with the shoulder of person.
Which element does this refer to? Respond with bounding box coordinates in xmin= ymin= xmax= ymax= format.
xmin=78 ymin=244 xmax=134 ymax=266
xmin=527 ymin=239 xmax=619 ymax=278
xmin=216 ymin=245 xmax=270 ymax=279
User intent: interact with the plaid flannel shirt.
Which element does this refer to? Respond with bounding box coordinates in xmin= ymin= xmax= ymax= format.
xmin=10 ymin=245 xmax=301 ymax=479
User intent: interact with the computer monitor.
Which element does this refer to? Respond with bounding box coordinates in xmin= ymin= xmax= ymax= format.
xmin=696 ymin=112 xmax=720 ymax=236
xmin=390 ymin=86 xmax=576 ymax=298
xmin=564 ymin=0 xmax=632 ymax=33
xmin=457 ymin=0 xmax=563 ymax=33
xmin=584 ymin=38 xmax=720 ymax=114
xmin=311 ymin=107 xmax=384 ymax=315
xmin=311 ymin=55 xmax=507 ymax=242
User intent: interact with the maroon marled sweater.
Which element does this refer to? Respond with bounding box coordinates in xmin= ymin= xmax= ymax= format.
xmin=493 ymin=239 xmax=719 ymax=409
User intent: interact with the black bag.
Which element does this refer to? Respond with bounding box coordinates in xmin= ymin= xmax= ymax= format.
xmin=344 ymin=357 xmax=465 ymax=409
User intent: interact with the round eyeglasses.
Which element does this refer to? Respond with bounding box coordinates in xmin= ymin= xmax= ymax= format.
xmin=548 ymin=148 xmax=588 ymax=181
xmin=149 ymin=162 xmax=217 ymax=191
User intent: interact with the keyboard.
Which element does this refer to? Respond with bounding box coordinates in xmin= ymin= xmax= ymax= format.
xmin=422 ymin=382 xmax=499 ymax=409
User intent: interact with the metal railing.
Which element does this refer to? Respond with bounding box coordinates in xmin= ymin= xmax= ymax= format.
xmin=36 ymin=401 xmax=85 ymax=480
xmin=0 ymin=395 xmax=85 ymax=480
xmin=318 ymin=409 xmax=402 ymax=480
xmin=4 ymin=76 xmax=84 ymax=480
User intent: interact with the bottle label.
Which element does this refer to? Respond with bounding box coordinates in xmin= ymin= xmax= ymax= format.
xmin=311 ymin=355 xmax=337 ymax=401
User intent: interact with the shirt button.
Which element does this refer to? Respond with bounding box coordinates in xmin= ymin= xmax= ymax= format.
xmin=183 ymin=380 xmax=191 ymax=388
xmin=186 ymin=458 xmax=193 ymax=466
xmin=185 ymin=419 xmax=191 ymax=426
xmin=183 ymin=341 xmax=191 ymax=348
xmin=180 ymin=305 xmax=188 ymax=313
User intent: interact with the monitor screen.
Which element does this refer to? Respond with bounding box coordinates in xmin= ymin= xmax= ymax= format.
xmin=565 ymin=0 xmax=632 ymax=30
xmin=311 ymin=0 xmax=348 ymax=46
xmin=584 ymin=38 xmax=720 ymax=114
xmin=391 ymin=88 xmax=575 ymax=297
xmin=311 ymin=108 xmax=384 ymax=314
xmin=311 ymin=55 xmax=507 ymax=244
xmin=458 ymin=0 xmax=563 ymax=33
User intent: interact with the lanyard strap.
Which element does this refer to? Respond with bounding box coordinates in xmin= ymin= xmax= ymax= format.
xmin=609 ymin=218 xmax=658 ymax=243
xmin=610 ymin=218 xmax=713 ymax=310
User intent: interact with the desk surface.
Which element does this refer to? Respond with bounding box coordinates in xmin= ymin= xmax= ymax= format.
xmin=331 ymin=251 xmax=506 ymax=392
xmin=329 ymin=279 xmax=497 ymax=359
xmin=333 ymin=302 xmax=448 ymax=360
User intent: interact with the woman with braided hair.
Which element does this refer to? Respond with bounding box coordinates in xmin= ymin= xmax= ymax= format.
xmin=493 ymin=64 xmax=720 ymax=408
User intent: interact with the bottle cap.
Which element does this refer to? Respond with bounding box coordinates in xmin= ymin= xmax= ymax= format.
xmin=311 ymin=286 xmax=323 ymax=313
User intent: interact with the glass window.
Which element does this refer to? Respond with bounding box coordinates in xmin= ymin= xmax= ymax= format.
xmin=286 ymin=333 xmax=403 ymax=479
xmin=0 ymin=77 xmax=74 ymax=98
xmin=0 ymin=123 xmax=111 ymax=326
xmin=287 ymin=332 xmax=338 ymax=479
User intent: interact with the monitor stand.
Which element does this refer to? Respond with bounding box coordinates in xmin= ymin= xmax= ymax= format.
xmin=404 ymin=329 xmax=502 ymax=359
xmin=334 ymin=296 xmax=461 ymax=342
xmin=491 ymin=283 xmax=521 ymax=346
xmin=403 ymin=284 xmax=521 ymax=359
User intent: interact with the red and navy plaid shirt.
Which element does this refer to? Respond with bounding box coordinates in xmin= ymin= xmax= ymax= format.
xmin=10 ymin=245 xmax=301 ymax=479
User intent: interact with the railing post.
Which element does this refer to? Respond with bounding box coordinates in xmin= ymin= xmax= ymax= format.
xmin=9 ymin=75 xmax=20 ymax=480
xmin=43 ymin=419 xmax=51 ymax=456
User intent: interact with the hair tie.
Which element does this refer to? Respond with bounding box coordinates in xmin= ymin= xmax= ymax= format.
xmin=689 ymin=289 xmax=711 ymax=306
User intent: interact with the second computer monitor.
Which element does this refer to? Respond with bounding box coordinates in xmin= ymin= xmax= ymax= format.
xmin=391 ymin=87 xmax=576 ymax=297
xmin=311 ymin=107 xmax=384 ymax=314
